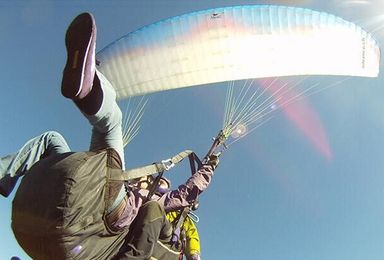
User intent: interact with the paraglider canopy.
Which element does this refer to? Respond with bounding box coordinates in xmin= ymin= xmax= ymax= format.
xmin=96 ymin=5 xmax=380 ymax=100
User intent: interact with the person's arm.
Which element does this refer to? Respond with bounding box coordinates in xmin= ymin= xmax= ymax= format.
xmin=158 ymin=154 xmax=219 ymax=211
xmin=107 ymin=186 xmax=149 ymax=230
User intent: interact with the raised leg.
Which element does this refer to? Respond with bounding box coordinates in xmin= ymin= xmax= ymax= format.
xmin=61 ymin=13 xmax=126 ymax=213
xmin=61 ymin=13 xmax=125 ymax=168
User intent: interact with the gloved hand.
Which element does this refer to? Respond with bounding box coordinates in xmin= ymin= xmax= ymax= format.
xmin=204 ymin=152 xmax=220 ymax=170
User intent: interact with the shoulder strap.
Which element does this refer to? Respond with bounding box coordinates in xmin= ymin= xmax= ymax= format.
xmin=174 ymin=207 xmax=191 ymax=231
xmin=108 ymin=150 xmax=194 ymax=181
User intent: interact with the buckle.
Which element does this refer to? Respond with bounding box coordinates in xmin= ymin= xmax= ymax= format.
xmin=161 ymin=158 xmax=175 ymax=171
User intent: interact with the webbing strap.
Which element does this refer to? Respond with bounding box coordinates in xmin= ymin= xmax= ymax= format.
xmin=108 ymin=150 xmax=194 ymax=181
xmin=188 ymin=152 xmax=202 ymax=176
xmin=174 ymin=207 xmax=190 ymax=231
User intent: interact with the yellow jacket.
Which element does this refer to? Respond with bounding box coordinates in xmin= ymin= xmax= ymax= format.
xmin=166 ymin=211 xmax=200 ymax=258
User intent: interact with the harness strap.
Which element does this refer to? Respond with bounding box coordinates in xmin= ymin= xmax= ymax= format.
xmin=147 ymin=171 xmax=165 ymax=200
xmin=108 ymin=150 xmax=194 ymax=181
xmin=188 ymin=152 xmax=202 ymax=176
xmin=174 ymin=207 xmax=191 ymax=231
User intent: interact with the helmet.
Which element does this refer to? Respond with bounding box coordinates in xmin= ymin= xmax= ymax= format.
xmin=156 ymin=176 xmax=171 ymax=195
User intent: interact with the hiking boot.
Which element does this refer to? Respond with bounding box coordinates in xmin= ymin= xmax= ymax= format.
xmin=0 ymin=175 xmax=18 ymax=198
xmin=0 ymin=185 xmax=7 ymax=197
xmin=61 ymin=12 xmax=97 ymax=100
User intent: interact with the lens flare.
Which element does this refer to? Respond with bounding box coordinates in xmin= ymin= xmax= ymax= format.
xmin=231 ymin=124 xmax=248 ymax=139
xmin=71 ymin=245 xmax=83 ymax=255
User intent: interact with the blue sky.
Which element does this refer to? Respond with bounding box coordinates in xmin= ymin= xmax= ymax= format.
xmin=1 ymin=1 xmax=384 ymax=259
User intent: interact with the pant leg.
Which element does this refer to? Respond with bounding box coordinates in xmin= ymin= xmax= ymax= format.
xmin=115 ymin=201 xmax=173 ymax=260
xmin=0 ymin=131 xmax=70 ymax=197
xmin=82 ymin=69 xmax=125 ymax=169
xmin=79 ymin=69 xmax=127 ymax=213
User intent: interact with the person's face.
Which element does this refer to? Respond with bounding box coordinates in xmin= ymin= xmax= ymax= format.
xmin=136 ymin=176 xmax=151 ymax=189
xmin=134 ymin=176 xmax=170 ymax=191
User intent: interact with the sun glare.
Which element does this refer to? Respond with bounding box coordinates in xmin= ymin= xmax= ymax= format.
xmin=231 ymin=124 xmax=248 ymax=139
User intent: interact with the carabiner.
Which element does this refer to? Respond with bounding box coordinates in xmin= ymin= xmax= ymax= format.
xmin=161 ymin=158 xmax=175 ymax=171
xmin=187 ymin=211 xmax=200 ymax=223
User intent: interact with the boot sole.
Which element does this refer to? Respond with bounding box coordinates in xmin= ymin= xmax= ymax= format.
xmin=61 ymin=13 xmax=95 ymax=99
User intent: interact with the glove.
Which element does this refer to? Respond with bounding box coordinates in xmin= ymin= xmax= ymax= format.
xmin=204 ymin=153 xmax=220 ymax=170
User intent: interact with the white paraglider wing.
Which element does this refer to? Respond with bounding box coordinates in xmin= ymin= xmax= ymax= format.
xmin=96 ymin=5 xmax=380 ymax=100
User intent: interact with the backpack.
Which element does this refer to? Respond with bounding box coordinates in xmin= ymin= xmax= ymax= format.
xmin=11 ymin=149 xmax=128 ymax=260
